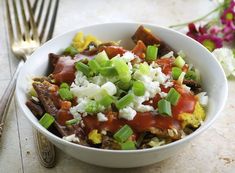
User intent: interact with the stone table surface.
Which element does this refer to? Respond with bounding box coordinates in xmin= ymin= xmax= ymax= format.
xmin=0 ymin=0 xmax=234 ymax=173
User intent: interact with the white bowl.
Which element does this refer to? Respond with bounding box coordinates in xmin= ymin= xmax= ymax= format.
xmin=16 ymin=23 xmax=228 ymax=168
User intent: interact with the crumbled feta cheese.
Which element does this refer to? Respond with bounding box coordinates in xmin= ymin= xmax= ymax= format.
xmin=132 ymin=94 xmax=154 ymax=112
xmin=150 ymin=61 xmax=158 ymax=68
xmin=74 ymin=71 xmax=89 ymax=86
xmin=122 ymin=51 xmax=135 ymax=62
xmin=135 ymin=104 xmax=154 ymax=112
xmin=97 ymin=112 xmax=108 ymax=122
xmin=70 ymin=98 xmax=89 ymax=113
xmin=101 ymin=82 xmax=117 ymax=96
xmin=71 ymin=83 xmax=101 ymax=99
xmin=155 ymin=68 xmax=168 ymax=84
xmin=63 ymin=134 xmax=80 ymax=143
xmin=119 ymin=107 xmax=137 ymax=120
xmin=70 ymin=106 xmax=82 ymax=118
xmin=148 ymin=66 xmax=158 ymax=79
xmin=163 ymin=81 xmax=173 ymax=88
xmin=91 ymin=74 xmax=107 ymax=86
xmin=159 ymin=92 xmax=167 ymax=98
xmin=133 ymin=72 xmax=160 ymax=98
xmin=144 ymin=81 xmax=160 ymax=98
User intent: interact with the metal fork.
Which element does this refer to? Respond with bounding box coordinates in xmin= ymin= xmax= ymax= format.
xmin=1 ymin=0 xmax=59 ymax=168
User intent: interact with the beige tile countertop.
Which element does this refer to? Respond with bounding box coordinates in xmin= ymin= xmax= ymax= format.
xmin=0 ymin=0 xmax=235 ymax=172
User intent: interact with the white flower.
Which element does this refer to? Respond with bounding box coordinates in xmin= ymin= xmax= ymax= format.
xmin=212 ymin=48 xmax=235 ymax=77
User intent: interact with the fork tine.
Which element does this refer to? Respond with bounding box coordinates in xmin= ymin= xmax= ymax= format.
xmin=19 ymin=0 xmax=30 ymax=41
xmin=46 ymin=0 xmax=59 ymax=41
xmin=39 ymin=0 xmax=52 ymax=41
xmin=12 ymin=0 xmax=23 ymax=41
xmin=35 ymin=0 xmax=45 ymax=26
xmin=5 ymin=0 xmax=14 ymax=45
xmin=26 ymin=0 xmax=39 ymax=41
xmin=32 ymin=0 xmax=38 ymax=13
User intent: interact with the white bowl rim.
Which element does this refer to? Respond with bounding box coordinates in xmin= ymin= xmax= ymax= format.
xmin=16 ymin=22 xmax=228 ymax=154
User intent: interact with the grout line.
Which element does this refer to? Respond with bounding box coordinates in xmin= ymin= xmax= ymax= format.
xmin=2 ymin=2 xmax=25 ymax=173
xmin=13 ymin=98 xmax=25 ymax=173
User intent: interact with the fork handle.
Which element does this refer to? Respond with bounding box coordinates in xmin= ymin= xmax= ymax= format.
xmin=0 ymin=60 xmax=56 ymax=167
xmin=0 ymin=60 xmax=24 ymax=137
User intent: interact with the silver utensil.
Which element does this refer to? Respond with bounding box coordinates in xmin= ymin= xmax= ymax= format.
xmin=1 ymin=0 xmax=59 ymax=168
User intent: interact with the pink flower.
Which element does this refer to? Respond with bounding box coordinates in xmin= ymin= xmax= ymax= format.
xmin=197 ymin=35 xmax=223 ymax=52
xmin=220 ymin=8 xmax=235 ymax=29
xmin=208 ymin=26 xmax=221 ymax=35
xmin=186 ymin=23 xmax=223 ymax=51
xmin=222 ymin=26 xmax=235 ymax=42
xmin=186 ymin=23 xmax=199 ymax=40
xmin=186 ymin=23 xmax=207 ymax=40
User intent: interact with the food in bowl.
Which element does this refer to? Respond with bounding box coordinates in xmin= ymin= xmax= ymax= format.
xmin=26 ymin=25 xmax=208 ymax=150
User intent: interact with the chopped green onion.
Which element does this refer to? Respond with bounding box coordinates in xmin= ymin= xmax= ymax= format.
xmin=120 ymin=141 xmax=136 ymax=150
xmin=172 ymin=67 xmax=182 ymax=80
xmin=116 ymin=80 xmax=133 ymax=90
xmin=58 ymin=88 xmax=73 ymax=100
xmin=139 ymin=62 xmax=150 ymax=75
xmin=146 ymin=45 xmax=158 ymax=61
xmin=65 ymin=118 xmax=80 ymax=126
xmin=64 ymin=46 xmax=78 ymax=56
xmin=114 ymin=124 xmax=133 ymax=143
xmin=132 ymin=81 xmax=145 ymax=96
xmin=99 ymin=94 xmax=113 ymax=107
xmin=177 ymin=71 xmax=186 ymax=84
xmin=116 ymin=88 xmax=127 ymax=97
xmin=39 ymin=113 xmax=55 ymax=129
xmin=95 ymin=51 xmax=109 ymax=66
xmin=75 ymin=61 xmax=91 ymax=76
xmin=88 ymin=59 xmax=101 ymax=73
xmin=60 ymin=82 xmax=70 ymax=89
xmin=185 ymin=70 xmax=197 ymax=81
xmin=85 ymin=100 xmax=101 ymax=113
xmin=116 ymin=93 xmax=134 ymax=109
xmin=99 ymin=66 xmax=118 ymax=76
xmin=112 ymin=59 xmax=131 ymax=83
xmin=165 ymin=88 xmax=181 ymax=106
xmin=104 ymin=60 xmax=112 ymax=67
xmin=174 ymin=56 xmax=185 ymax=68
xmin=29 ymin=87 xmax=37 ymax=97
xmin=158 ymin=99 xmax=172 ymax=116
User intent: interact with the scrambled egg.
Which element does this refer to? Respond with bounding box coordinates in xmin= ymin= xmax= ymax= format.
xmin=72 ymin=32 xmax=101 ymax=52
xmin=88 ymin=129 xmax=102 ymax=144
xmin=179 ymin=102 xmax=206 ymax=128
